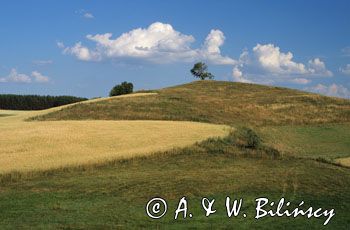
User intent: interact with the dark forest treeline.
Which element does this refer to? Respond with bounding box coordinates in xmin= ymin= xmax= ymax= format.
xmin=0 ymin=94 xmax=88 ymax=110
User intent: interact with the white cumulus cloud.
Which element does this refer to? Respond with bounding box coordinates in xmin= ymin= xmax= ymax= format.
xmin=253 ymin=43 xmax=308 ymax=75
xmin=59 ymin=22 xmax=333 ymax=86
xmin=232 ymin=44 xmax=332 ymax=83
xmin=201 ymin=30 xmax=236 ymax=65
xmin=0 ymin=68 xmax=31 ymax=83
xmin=305 ymin=83 xmax=350 ymax=99
xmin=307 ymin=58 xmax=333 ymax=77
xmin=63 ymin=42 xmax=101 ymax=61
xmin=0 ymin=69 xmax=49 ymax=83
xmin=31 ymin=71 xmax=50 ymax=83
xmin=60 ymin=22 xmax=236 ymax=65
xmin=232 ymin=65 xmax=251 ymax=83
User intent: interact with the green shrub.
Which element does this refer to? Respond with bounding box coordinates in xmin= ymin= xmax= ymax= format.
xmin=246 ymin=128 xmax=261 ymax=148
xmin=235 ymin=127 xmax=261 ymax=149
xmin=109 ymin=82 xmax=133 ymax=96
xmin=198 ymin=130 xmax=281 ymax=159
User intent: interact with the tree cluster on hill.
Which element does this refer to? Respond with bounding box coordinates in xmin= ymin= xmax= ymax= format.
xmin=109 ymin=82 xmax=133 ymax=96
xmin=0 ymin=94 xmax=87 ymax=110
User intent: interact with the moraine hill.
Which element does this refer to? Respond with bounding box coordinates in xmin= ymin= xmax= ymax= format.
xmin=1 ymin=80 xmax=350 ymax=229
xmin=33 ymin=80 xmax=350 ymax=126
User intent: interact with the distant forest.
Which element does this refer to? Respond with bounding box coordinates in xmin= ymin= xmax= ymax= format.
xmin=0 ymin=94 xmax=87 ymax=110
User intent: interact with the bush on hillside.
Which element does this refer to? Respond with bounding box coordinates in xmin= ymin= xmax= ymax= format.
xmin=109 ymin=82 xmax=133 ymax=96
xmin=234 ymin=127 xmax=261 ymax=149
xmin=198 ymin=130 xmax=280 ymax=159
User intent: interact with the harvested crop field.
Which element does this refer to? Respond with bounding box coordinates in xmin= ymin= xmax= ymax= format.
xmin=0 ymin=116 xmax=229 ymax=173
xmin=336 ymin=157 xmax=350 ymax=167
xmin=0 ymin=93 xmax=230 ymax=173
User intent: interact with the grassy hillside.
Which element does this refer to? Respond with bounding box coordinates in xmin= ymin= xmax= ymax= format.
xmin=32 ymin=80 xmax=350 ymax=162
xmin=33 ymin=80 xmax=350 ymax=126
xmin=1 ymin=80 xmax=349 ymax=228
xmin=259 ymin=123 xmax=350 ymax=160
xmin=1 ymin=138 xmax=349 ymax=229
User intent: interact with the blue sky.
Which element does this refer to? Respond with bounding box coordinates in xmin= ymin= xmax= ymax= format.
xmin=1 ymin=0 xmax=350 ymax=98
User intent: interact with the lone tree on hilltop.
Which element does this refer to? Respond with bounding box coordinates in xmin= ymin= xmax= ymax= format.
xmin=190 ymin=62 xmax=214 ymax=80
xmin=109 ymin=81 xmax=133 ymax=96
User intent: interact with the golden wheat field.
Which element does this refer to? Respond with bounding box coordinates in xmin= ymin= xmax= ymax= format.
xmin=0 ymin=93 xmax=230 ymax=173
xmin=336 ymin=157 xmax=350 ymax=167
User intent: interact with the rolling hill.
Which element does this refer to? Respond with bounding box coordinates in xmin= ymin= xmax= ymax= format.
xmin=33 ymin=80 xmax=350 ymax=126
xmin=32 ymin=80 xmax=350 ymax=162
xmin=0 ymin=80 xmax=349 ymax=229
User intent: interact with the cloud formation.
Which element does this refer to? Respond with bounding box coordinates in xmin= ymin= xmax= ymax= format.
xmin=0 ymin=69 xmax=31 ymax=83
xmin=59 ymin=22 xmax=333 ymax=86
xmin=305 ymin=83 xmax=350 ymax=99
xmin=340 ymin=64 xmax=350 ymax=75
xmin=232 ymin=66 xmax=251 ymax=83
xmin=253 ymin=44 xmax=308 ymax=75
xmin=63 ymin=42 xmax=101 ymax=61
xmin=76 ymin=9 xmax=94 ymax=19
xmin=307 ymin=58 xmax=333 ymax=76
xmin=31 ymin=71 xmax=50 ymax=83
xmin=60 ymin=22 xmax=235 ymax=65
xmin=83 ymin=12 xmax=94 ymax=19
xmin=201 ymin=30 xmax=236 ymax=65
xmin=232 ymin=44 xmax=332 ymax=84
xmin=0 ymin=69 xmax=49 ymax=83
